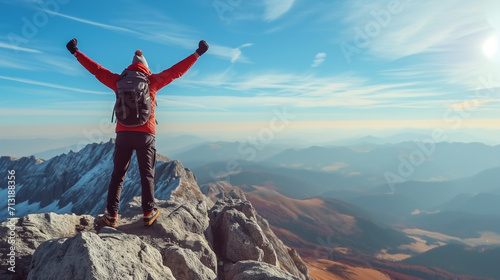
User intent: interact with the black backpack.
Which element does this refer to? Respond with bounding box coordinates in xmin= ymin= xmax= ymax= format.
xmin=112 ymin=70 xmax=151 ymax=127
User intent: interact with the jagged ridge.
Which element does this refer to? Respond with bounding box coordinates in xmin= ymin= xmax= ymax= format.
xmin=0 ymin=139 xmax=193 ymax=221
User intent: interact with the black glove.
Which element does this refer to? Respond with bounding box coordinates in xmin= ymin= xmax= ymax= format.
xmin=66 ymin=38 xmax=78 ymax=55
xmin=196 ymin=40 xmax=208 ymax=56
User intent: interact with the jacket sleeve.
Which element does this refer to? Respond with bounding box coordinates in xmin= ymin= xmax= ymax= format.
xmin=149 ymin=53 xmax=198 ymax=92
xmin=75 ymin=51 xmax=120 ymax=91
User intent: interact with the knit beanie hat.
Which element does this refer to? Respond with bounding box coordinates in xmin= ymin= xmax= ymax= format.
xmin=132 ymin=50 xmax=149 ymax=69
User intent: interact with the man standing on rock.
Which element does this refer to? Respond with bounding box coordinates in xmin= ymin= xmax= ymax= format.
xmin=66 ymin=38 xmax=208 ymax=227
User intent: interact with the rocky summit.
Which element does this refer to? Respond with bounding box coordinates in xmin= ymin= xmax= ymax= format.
xmin=0 ymin=141 xmax=311 ymax=280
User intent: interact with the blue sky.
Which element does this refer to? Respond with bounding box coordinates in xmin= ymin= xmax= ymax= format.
xmin=1 ymin=0 xmax=500 ymax=142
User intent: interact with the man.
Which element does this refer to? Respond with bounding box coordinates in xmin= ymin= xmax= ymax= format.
xmin=66 ymin=38 xmax=208 ymax=227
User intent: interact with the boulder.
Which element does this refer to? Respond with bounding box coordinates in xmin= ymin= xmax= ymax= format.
xmin=210 ymin=199 xmax=278 ymax=265
xmin=204 ymin=182 xmax=312 ymax=280
xmin=0 ymin=213 xmax=95 ymax=279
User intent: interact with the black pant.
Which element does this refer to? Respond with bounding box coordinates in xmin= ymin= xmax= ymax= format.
xmin=107 ymin=131 xmax=156 ymax=216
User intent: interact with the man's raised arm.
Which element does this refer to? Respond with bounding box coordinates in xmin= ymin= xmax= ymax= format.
xmin=66 ymin=38 xmax=119 ymax=91
xmin=150 ymin=40 xmax=209 ymax=92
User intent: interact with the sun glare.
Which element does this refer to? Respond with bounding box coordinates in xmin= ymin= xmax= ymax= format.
xmin=483 ymin=35 xmax=499 ymax=58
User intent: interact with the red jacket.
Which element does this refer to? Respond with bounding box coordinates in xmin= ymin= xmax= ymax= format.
xmin=75 ymin=50 xmax=199 ymax=135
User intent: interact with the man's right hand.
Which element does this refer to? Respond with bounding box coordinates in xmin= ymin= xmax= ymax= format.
xmin=196 ymin=40 xmax=208 ymax=56
xmin=66 ymin=38 xmax=78 ymax=55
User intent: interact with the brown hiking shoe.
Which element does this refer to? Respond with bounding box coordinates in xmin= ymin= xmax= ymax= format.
xmin=101 ymin=211 xmax=118 ymax=228
xmin=143 ymin=208 xmax=160 ymax=226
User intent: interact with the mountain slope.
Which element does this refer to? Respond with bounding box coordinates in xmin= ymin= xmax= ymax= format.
xmin=155 ymin=134 xmax=207 ymax=156
xmin=439 ymin=193 xmax=500 ymax=215
xmin=172 ymin=141 xmax=287 ymax=168
xmin=193 ymin=161 xmax=378 ymax=199
xmin=403 ymin=244 xmax=500 ymax=279
xmin=406 ymin=212 xmax=500 ymax=239
xmin=339 ymin=166 xmax=500 ymax=227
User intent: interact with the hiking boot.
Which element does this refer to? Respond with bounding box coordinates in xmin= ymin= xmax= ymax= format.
xmin=101 ymin=211 xmax=118 ymax=228
xmin=144 ymin=208 xmax=160 ymax=226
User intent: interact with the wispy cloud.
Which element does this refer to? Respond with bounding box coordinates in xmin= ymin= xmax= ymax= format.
xmin=230 ymin=43 xmax=253 ymax=63
xmin=0 ymin=48 xmax=84 ymax=75
xmin=0 ymin=53 xmax=37 ymax=70
xmin=46 ymin=10 xmax=200 ymax=52
xmin=35 ymin=55 xmax=83 ymax=76
xmin=263 ymin=0 xmax=295 ymax=21
xmin=156 ymin=96 xmax=232 ymax=112
xmin=163 ymin=90 xmax=452 ymax=111
xmin=311 ymin=52 xmax=326 ymax=67
xmin=175 ymin=69 xmax=454 ymax=111
xmin=46 ymin=10 xmax=199 ymax=52
xmin=120 ymin=19 xmax=198 ymax=50
xmin=44 ymin=10 xmax=138 ymax=35
xmin=339 ymin=0 xmax=496 ymax=59
xmin=0 ymin=0 xmax=44 ymax=9
xmin=0 ymin=108 xmax=109 ymax=117
xmin=335 ymin=0 xmax=500 ymax=91
xmin=449 ymin=99 xmax=495 ymax=110
xmin=0 ymin=41 xmax=42 ymax=53
xmin=209 ymin=43 xmax=253 ymax=64
xmin=0 ymin=75 xmax=110 ymax=95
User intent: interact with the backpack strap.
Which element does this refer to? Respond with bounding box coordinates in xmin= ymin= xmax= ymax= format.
xmin=111 ymin=70 xmax=129 ymax=123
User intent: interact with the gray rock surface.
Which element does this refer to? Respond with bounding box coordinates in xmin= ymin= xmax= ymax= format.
xmin=204 ymin=181 xmax=313 ymax=280
xmin=163 ymin=244 xmax=217 ymax=280
xmin=1 ymin=184 xmax=312 ymax=280
xmin=209 ymin=199 xmax=278 ymax=265
xmin=27 ymin=230 xmax=174 ymax=280
xmin=117 ymin=196 xmax=218 ymax=280
xmin=0 ymin=213 xmax=95 ymax=279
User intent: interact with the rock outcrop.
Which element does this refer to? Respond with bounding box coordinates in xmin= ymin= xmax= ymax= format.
xmin=0 ymin=142 xmax=312 ymax=280
xmin=28 ymin=229 xmax=175 ymax=280
xmin=0 ymin=212 xmax=96 ymax=279
xmin=203 ymin=181 xmax=312 ymax=280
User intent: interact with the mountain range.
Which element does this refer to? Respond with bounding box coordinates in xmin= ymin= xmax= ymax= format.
xmin=341 ymin=166 xmax=500 ymax=228
xmin=0 ymin=139 xmax=197 ymax=221
xmin=2 ymin=140 xmax=500 ymax=279
xmin=171 ymin=140 xmax=500 ymax=192
xmin=5 ymin=131 xmax=500 ymax=160
xmin=263 ymin=141 xmax=500 ymax=182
